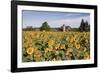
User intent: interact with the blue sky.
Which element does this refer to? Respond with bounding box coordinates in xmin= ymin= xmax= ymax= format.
xmin=22 ymin=10 xmax=90 ymax=28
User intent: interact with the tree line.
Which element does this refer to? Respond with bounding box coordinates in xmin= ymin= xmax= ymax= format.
xmin=23 ymin=19 xmax=90 ymax=32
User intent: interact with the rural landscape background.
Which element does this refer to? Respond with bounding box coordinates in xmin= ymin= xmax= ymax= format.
xmin=22 ymin=10 xmax=90 ymax=62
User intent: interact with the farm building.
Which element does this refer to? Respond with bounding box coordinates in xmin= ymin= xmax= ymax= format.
xmin=61 ymin=24 xmax=71 ymax=32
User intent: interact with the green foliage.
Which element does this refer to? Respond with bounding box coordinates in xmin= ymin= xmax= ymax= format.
xmin=40 ymin=21 xmax=51 ymax=31
xmin=79 ymin=19 xmax=90 ymax=32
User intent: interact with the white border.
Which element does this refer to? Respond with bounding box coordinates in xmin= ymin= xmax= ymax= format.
xmin=17 ymin=5 xmax=94 ymax=68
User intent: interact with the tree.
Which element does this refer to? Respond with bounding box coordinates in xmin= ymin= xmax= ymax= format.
xmin=85 ymin=21 xmax=90 ymax=31
xmin=79 ymin=19 xmax=85 ymax=31
xmin=79 ymin=19 xmax=90 ymax=32
xmin=88 ymin=24 xmax=90 ymax=31
xmin=40 ymin=22 xmax=51 ymax=31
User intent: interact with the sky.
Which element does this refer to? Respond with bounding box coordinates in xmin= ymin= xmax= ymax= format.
xmin=22 ymin=10 xmax=90 ymax=28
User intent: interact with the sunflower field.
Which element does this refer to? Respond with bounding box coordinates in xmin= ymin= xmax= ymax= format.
xmin=22 ymin=31 xmax=90 ymax=62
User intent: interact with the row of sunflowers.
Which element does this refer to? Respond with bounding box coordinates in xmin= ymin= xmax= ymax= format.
xmin=22 ymin=31 xmax=90 ymax=62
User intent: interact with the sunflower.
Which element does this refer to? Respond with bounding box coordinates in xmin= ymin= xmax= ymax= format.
xmin=52 ymin=58 xmax=56 ymax=61
xmin=84 ymin=52 xmax=90 ymax=60
xmin=66 ymin=48 xmax=72 ymax=56
xmin=66 ymin=51 xmax=69 ymax=55
xmin=48 ymin=40 xmax=54 ymax=47
xmin=68 ymin=48 xmax=73 ymax=52
xmin=55 ymin=43 xmax=60 ymax=49
xmin=60 ymin=44 xmax=65 ymax=49
xmin=26 ymin=47 xmax=36 ymax=55
xmin=75 ymin=44 xmax=80 ymax=49
xmin=44 ymin=48 xmax=48 ymax=53
xmin=45 ymin=48 xmax=53 ymax=53
xmin=70 ymin=37 xmax=74 ymax=43
xmin=83 ymin=47 xmax=87 ymax=52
